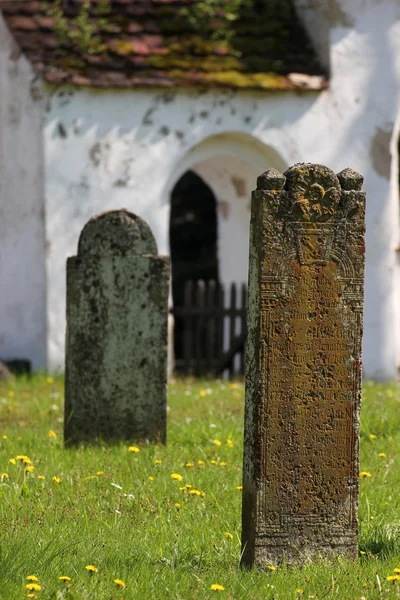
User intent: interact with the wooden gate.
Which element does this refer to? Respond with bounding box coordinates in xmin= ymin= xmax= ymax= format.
xmin=170 ymin=280 xmax=247 ymax=378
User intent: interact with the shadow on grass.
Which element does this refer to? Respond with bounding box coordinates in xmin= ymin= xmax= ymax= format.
xmin=360 ymin=533 xmax=400 ymax=559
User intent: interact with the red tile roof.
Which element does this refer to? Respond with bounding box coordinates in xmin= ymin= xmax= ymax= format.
xmin=0 ymin=0 xmax=328 ymax=91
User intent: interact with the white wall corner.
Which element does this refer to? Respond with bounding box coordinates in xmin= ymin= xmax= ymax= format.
xmin=0 ymin=11 xmax=48 ymax=371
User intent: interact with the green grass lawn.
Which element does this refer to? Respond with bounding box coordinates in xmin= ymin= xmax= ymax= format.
xmin=0 ymin=377 xmax=399 ymax=599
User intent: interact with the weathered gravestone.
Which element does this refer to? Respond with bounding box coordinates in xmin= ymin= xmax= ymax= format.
xmin=241 ymin=164 xmax=365 ymax=567
xmin=0 ymin=361 xmax=12 ymax=382
xmin=64 ymin=210 xmax=169 ymax=446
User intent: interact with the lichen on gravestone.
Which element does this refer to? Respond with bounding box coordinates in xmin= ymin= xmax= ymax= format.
xmin=241 ymin=163 xmax=365 ymax=567
xmin=64 ymin=209 xmax=169 ymax=446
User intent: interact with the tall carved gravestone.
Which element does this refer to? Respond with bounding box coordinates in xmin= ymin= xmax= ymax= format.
xmin=64 ymin=210 xmax=169 ymax=446
xmin=241 ymin=164 xmax=365 ymax=566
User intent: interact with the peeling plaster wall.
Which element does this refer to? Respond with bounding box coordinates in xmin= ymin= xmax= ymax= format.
xmin=0 ymin=13 xmax=47 ymax=370
xmin=44 ymin=0 xmax=400 ymax=379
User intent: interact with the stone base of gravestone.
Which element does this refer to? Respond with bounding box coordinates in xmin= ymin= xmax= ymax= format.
xmin=0 ymin=361 xmax=12 ymax=381
xmin=64 ymin=210 xmax=169 ymax=446
xmin=241 ymin=164 xmax=365 ymax=567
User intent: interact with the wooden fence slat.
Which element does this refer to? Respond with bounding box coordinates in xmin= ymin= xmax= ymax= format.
xmin=183 ymin=280 xmax=194 ymax=374
xmin=195 ymin=280 xmax=206 ymax=376
xmin=170 ymin=279 xmax=246 ymax=378
xmin=206 ymin=281 xmax=216 ymax=373
xmin=217 ymin=332 xmax=246 ymax=374
xmin=240 ymin=283 xmax=247 ymax=375
xmin=229 ymin=283 xmax=237 ymax=379
xmin=216 ymin=282 xmax=225 ymax=372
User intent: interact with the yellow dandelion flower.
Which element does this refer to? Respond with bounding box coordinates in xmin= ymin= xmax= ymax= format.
xmin=175 ymin=503 xmax=181 ymax=509
xmin=59 ymin=576 xmax=71 ymax=581
xmin=220 ymin=462 xmax=228 ymax=467
xmin=210 ymin=460 xmax=217 ymax=465
xmin=267 ymin=565 xmax=277 ymax=571
xmin=387 ymin=575 xmax=400 ymax=582
xmin=1 ymin=472 xmax=8 ymax=479
xmin=154 ymin=459 xmax=162 ymax=464
xmin=224 ymin=532 xmax=233 ymax=540
xmin=393 ymin=568 xmax=400 ymax=573
xmin=46 ymin=377 xmax=54 ymax=384
xmin=37 ymin=475 xmax=45 ymax=480
xmin=184 ymin=484 xmax=192 ymax=488
xmin=236 ymin=485 xmax=243 ymax=490
xmin=9 ymin=458 xmax=16 ymax=465
xmin=148 ymin=476 xmax=154 ymax=481
xmin=25 ymin=465 xmax=35 ymax=473
xmin=296 ymin=589 xmax=304 ymax=595
xmin=370 ymin=515 xmax=375 ymax=520
xmin=360 ymin=550 xmax=366 ymax=555
xmin=359 ymin=472 xmax=372 ymax=478
xmin=210 ymin=583 xmax=225 ymax=591
xmin=8 ymin=390 xmax=15 ymax=397
xmin=378 ymin=453 xmax=386 ymax=457
xmin=27 ymin=595 xmax=37 ymax=599
xmin=25 ymin=583 xmax=42 ymax=591
xmin=369 ymin=434 xmax=377 ymax=440
xmin=96 ymin=471 xmax=105 ymax=476
xmin=52 ymin=476 xmax=61 ymax=484
xmin=16 ymin=455 xmax=30 ymax=462
xmin=26 ymin=575 xmax=39 ymax=582
xmin=85 ymin=564 xmax=98 ymax=572
xmin=199 ymin=390 xmax=207 ymax=397
xmin=185 ymin=462 xmax=194 ymax=468
xmin=229 ymin=383 xmax=238 ymax=390
xmin=2 ymin=435 xmax=8 ymax=440
xmin=189 ymin=489 xmax=205 ymax=497
xmin=198 ymin=460 xmax=205 ymax=466
xmin=48 ymin=430 xmax=57 ymax=438
xmin=171 ymin=473 xmax=183 ymax=481
xmin=226 ymin=439 xmax=234 ymax=447
xmin=128 ymin=446 xmax=140 ymax=453
xmin=114 ymin=579 xmax=126 ymax=588
xmin=212 ymin=439 xmax=222 ymax=447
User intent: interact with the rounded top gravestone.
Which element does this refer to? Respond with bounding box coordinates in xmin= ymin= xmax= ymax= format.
xmin=77 ymin=209 xmax=157 ymax=257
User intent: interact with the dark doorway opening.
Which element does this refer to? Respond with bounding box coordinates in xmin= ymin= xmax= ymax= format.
xmin=169 ymin=170 xmax=219 ymax=369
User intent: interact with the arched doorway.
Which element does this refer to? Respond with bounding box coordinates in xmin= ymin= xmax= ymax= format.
xmin=169 ymin=170 xmax=219 ymax=368
xmin=166 ymin=132 xmax=288 ymax=376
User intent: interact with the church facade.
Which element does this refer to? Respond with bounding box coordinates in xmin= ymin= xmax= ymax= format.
xmin=0 ymin=0 xmax=400 ymax=379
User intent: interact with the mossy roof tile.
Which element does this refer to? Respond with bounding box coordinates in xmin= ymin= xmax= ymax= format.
xmin=1 ymin=0 xmax=328 ymax=91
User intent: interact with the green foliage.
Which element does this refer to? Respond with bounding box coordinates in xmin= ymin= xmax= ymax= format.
xmin=44 ymin=0 xmax=110 ymax=54
xmin=45 ymin=0 xmax=252 ymax=46
xmin=180 ymin=0 xmax=252 ymax=40
xmin=0 ymin=376 xmax=399 ymax=598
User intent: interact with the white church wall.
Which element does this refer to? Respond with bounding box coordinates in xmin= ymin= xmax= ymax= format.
xmin=293 ymin=0 xmax=400 ymax=380
xmin=0 ymin=13 xmax=47 ymax=370
xmin=44 ymin=0 xmax=400 ymax=379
